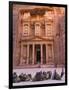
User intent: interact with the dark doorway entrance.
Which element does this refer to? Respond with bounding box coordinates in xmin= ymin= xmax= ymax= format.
xmin=36 ymin=45 xmax=41 ymax=64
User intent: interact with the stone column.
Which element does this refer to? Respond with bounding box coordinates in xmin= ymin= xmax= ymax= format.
xmin=32 ymin=44 xmax=35 ymax=64
xmin=27 ymin=44 xmax=29 ymax=64
xmin=52 ymin=44 xmax=54 ymax=64
xmin=20 ymin=43 xmax=23 ymax=65
xmin=46 ymin=44 xmax=48 ymax=64
xmin=41 ymin=44 xmax=43 ymax=64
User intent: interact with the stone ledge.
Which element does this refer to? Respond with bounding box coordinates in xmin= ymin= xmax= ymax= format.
xmin=13 ymin=64 xmax=65 ymax=69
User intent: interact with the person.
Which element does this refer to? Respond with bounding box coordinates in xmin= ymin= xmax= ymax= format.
xmin=60 ymin=68 xmax=64 ymax=78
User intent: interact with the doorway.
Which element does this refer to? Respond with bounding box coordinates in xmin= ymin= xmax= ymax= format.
xmin=36 ymin=45 xmax=41 ymax=64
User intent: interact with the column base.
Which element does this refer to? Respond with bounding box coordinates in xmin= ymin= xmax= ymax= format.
xmin=14 ymin=64 xmax=65 ymax=69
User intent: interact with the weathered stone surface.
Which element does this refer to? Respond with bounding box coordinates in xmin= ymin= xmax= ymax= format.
xmin=13 ymin=5 xmax=65 ymax=68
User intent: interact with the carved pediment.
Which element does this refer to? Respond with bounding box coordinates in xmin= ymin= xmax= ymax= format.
xmin=22 ymin=36 xmax=47 ymax=41
xmin=30 ymin=36 xmax=44 ymax=41
xmin=20 ymin=36 xmax=53 ymax=43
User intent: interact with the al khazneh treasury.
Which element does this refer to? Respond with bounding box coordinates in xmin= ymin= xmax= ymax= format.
xmin=13 ymin=5 xmax=65 ymax=68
